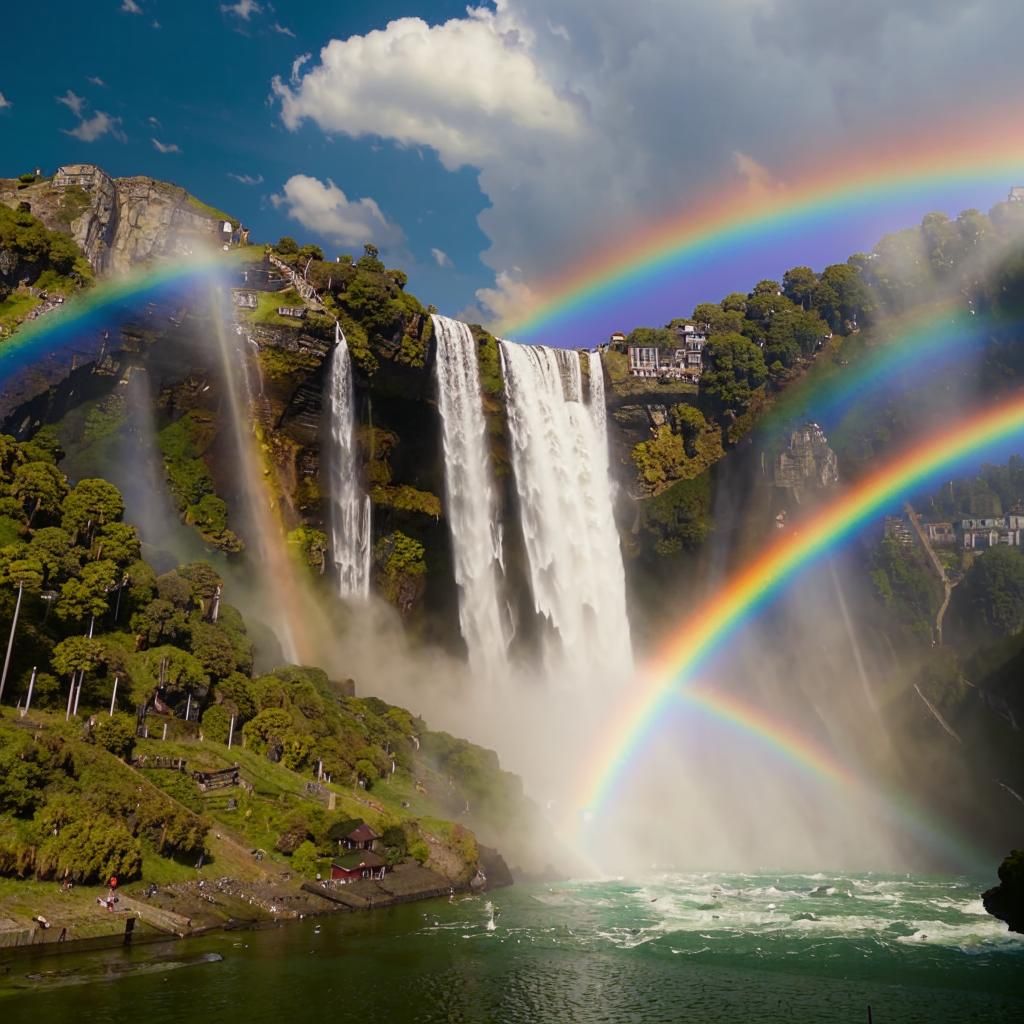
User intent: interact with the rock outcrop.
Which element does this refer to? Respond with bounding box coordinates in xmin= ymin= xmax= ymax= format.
xmin=983 ymin=849 xmax=1024 ymax=934
xmin=0 ymin=164 xmax=234 ymax=273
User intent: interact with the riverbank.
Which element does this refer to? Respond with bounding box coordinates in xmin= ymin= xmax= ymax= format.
xmin=0 ymin=861 xmax=502 ymax=963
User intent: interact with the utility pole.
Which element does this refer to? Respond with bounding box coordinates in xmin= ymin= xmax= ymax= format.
xmin=109 ymin=674 xmax=119 ymax=717
xmin=0 ymin=580 xmax=25 ymax=706
xmin=23 ymin=666 xmax=37 ymax=716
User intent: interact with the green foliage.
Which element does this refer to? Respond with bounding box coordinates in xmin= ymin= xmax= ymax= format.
xmin=61 ymin=478 xmax=124 ymax=544
xmin=288 ymin=527 xmax=329 ymax=574
xmin=640 ymin=475 xmax=712 ymax=556
xmin=90 ymin=713 xmax=136 ymax=760
xmin=373 ymin=532 xmax=427 ymax=611
xmin=201 ymin=704 xmax=233 ymax=744
xmin=627 ymin=326 xmax=675 ymax=348
xmin=700 ymin=333 xmax=768 ymax=418
xmin=275 ymin=236 xmax=299 ymax=255
xmin=290 ymin=839 xmax=319 ymax=877
xmin=869 ymin=537 xmax=941 ymax=639
xmin=956 ymin=546 xmax=1024 ymax=641
xmin=370 ymin=484 xmax=442 ymax=518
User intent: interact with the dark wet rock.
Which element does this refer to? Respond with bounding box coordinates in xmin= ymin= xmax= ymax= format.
xmin=983 ymin=849 xmax=1024 ymax=934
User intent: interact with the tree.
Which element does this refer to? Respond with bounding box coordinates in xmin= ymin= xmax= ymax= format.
xmin=58 ymin=559 xmax=118 ymax=623
xmin=10 ymin=461 xmax=67 ymax=525
xmin=275 ymin=236 xmax=299 ymax=255
xmin=189 ymin=621 xmax=237 ymax=680
xmin=816 ymin=263 xmax=873 ymax=331
xmin=297 ymin=243 xmax=324 ymax=263
xmin=782 ymin=266 xmax=818 ymax=309
xmin=691 ymin=302 xmax=745 ymax=337
xmin=93 ymin=522 xmax=140 ymax=567
xmin=91 ymin=713 xmax=136 ymax=760
xmin=0 ymin=548 xmax=44 ymax=591
xmin=177 ymin=562 xmax=223 ymax=604
xmin=52 ymin=635 xmax=105 ymax=678
xmin=957 ymin=546 xmax=1024 ymax=639
xmin=700 ymin=333 xmax=768 ymax=417
xmin=245 ymin=707 xmax=293 ymax=755
xmin=357 ymin=243 xmax=385 ymax=273
xmin=28 ymin=527 xmax=79 ymax=584
xmin=290 ymin=840 xmax=319 ymax=877
xmin=156 ymin=571 xmax=193 ymax=609
xmin=201 ymin=704 xmax=233 ymax=743
xmin=131 ymin=597 xmax=189 ymax=646
xmin=626 ymin=326 xmax=674 ymax=348
xmin=140 ymin=645 xmax=207 ymax=696
xmin=750 ymin=279 xmax=780 ymax=297
xmin=61 ymin=479 xmax=124 ymax=543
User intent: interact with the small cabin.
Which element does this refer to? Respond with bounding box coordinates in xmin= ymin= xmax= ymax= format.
xmin=331 ymin=850 xmax=387 ymax=883
xmin=277 ymin=306 xmax=307 ymax=319
xmin=192 ymin=766 xmax=240 ymax=791
xmin=341 ymin=823 xmax=380 ymax=851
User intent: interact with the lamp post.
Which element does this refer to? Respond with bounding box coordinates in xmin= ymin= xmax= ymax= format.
xmin=0 ymin=580 xmax=25 ymax=706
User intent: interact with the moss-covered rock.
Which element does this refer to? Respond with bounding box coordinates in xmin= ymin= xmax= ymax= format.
xmin=374 ymin=530 xmax=427 ymax=615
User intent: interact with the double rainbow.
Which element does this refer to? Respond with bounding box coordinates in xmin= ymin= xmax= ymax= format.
xmin=503 ymin=109 xmax=1024 ymax=344
xmin=579 ymin=394 xmax=1024 ymax=853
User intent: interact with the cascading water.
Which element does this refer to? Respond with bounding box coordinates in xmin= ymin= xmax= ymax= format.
xmin=431 ymin=314 xmax=510 ymax=677
xmin=328 ymin=322 xmax=372 ymax=598
xmin=500 ymin=341 xmax=632 ymax=681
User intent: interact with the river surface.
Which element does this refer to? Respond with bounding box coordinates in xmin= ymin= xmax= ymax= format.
xmin=3 ymin=873 xmax=1022 ymax=1022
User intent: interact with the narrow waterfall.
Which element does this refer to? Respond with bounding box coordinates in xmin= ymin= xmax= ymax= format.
xmin=432 ymin=314 xmax=510 ymax=676
xmin=328 ymin=323 xmax=372 ymax=598
xmin=500 ymin=341 xmax=632 ymax=679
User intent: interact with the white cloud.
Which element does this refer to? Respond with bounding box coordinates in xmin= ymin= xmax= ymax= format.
xmin=290 ymin=53 xmax=311 ymax=85
xmin=120 ymin=0 xmax=141 ymax=13
xmin=65 ymin=111 xmax=125 ymax=143
xmin=271 ymin=11 xmax=582 ymax=170
xmin=272 ymin=22 xmax=295 ymax=37
xmin=151 ymin=138 xmax=181 ymax=154
xmin=87 ymin=76 xmax=106 ymax=87
xmin=271 ymin=175 xmax=404 ymax=249
xmin=56 ymin=90 xmax=86 ymax=117
xmin=229 ymin=172 xmax=264 ymax=185
xmin=0 ymin=93 xmax=11 ymax=110
xmin=221 ymin=0 xmax=261 ymax=19
xmin=147 ymin=115 xmax=160 ymax=127
xmin=277 ymin=1 xmax=1024 ymax=327
xmin=431 ymin=247 xmax=452 ymax=268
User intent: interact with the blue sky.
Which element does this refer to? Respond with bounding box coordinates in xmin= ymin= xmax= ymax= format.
xmin=2 ymin=1 xmax=491 ymax=314
xmin=3 ymin=1 xmax=1022 ymax=345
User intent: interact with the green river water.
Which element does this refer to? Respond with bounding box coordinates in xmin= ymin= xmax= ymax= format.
xmin=2 ymin=873 xmax=1022 ymax=1023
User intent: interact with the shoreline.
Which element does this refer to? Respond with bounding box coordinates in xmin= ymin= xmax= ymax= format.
xmin=0 ymin=864 xmax=504 ymax=967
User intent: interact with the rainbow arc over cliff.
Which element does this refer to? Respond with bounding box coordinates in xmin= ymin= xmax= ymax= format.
xmin=502 ymin=110 xmax=1024 ymax=342
xmin=577 ymin=393 xmax=1024 ymax=864
xmin=0 ymin=252 xmax=228 ymax=381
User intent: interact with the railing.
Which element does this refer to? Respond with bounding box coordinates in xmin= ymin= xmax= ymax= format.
xmin=267 ymin=253 xmax=323 ymax=309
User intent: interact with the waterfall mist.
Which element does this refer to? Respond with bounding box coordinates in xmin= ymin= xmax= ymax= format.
xmin=327 ymin=323 xmax=372 ymax=599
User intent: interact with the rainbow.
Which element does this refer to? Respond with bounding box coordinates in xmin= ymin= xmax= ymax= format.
xmin=502 ymin=111 xmax=1024 ymax=344
xmin=672 ymin=687 xmax=985 ymax=869
xmin=0 ymin=252 xmax=230 ymax=380
xmin=578 ymin=393 xmax=1024 ymax=829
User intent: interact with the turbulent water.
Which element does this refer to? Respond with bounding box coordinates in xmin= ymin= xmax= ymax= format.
xmin=5 ymin=875 xmax=1020 ymax=1023
xmin=431 ymin=315 xmax=510 ymax=676
xmin=501 ymin=341 xmax=632 ymax=680
xmin=327 ymin=323 xmax=371 ymax=598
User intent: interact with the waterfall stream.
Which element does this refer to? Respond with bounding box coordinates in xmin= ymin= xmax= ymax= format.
xmin=328 ymin=323 xmax=372 ymax=598
xmin=432 ymin=314 xmax=510 ymax=677
xmin=500 ymin=341 xmax=632 ymax=681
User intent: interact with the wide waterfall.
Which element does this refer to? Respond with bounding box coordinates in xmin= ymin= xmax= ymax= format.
xmin=432 ymin=314 xmax=510 ymax=676
xmin=500 ymin=341 xmax=632 ymax=680
xmin=328 ymin=323 xmax=372 ymax=598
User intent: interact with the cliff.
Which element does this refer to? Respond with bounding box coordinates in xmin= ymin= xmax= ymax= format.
xmin=0 ymin=165 xmax=237 ymax=273
xmin=984 ymin=850 xmax=1024 ymax=934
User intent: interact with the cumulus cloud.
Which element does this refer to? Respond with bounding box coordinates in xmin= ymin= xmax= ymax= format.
xmin=431 ymin=247 xmax=453 ymax=268
xmin=276 ymin=0 xmax=1024 ymax=325
xmin=120 ymin=0 xmax=141 ymax=13
xmin=271 ymin=175 xmax=405 ymax=249
xmin=0 ymin=92 xmax=11 ymax=110
xmin=229 ymin=172 xmax=264 ymax=185
xmin=151 ymin=138 xmax=181 ymax=154
xmin=65 ymin=111 xmax=125 ymax=143
xmin=271 ymin=10 xmax=582 ymax=169
xmin=56 ymin=90 xmax=86 ymax=117
xmin=221 ymin=0 xmax=261 ymax=19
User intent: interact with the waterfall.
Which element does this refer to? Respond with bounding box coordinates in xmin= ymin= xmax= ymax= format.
xmin=500 ymin=341 xmax=632 ymax=680
xmin=328 ymin=323 xmax=372 ymax=598
xmin=431 ymin=314 xmax=510 ymax=677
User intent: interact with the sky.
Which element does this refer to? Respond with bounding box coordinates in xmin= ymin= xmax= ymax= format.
xmin=3 ymin=0 xmax=1023 ymax=346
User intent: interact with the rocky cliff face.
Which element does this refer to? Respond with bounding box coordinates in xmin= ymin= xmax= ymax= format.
xmin=0 ymin=165 xmax=232 ymax=272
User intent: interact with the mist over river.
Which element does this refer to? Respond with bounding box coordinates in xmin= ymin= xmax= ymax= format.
xmin=3 ymin=874 xmax=1021 ymax=1023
